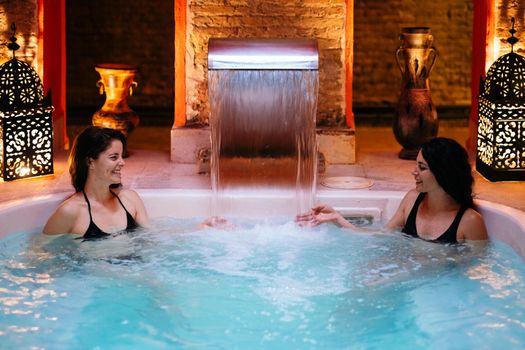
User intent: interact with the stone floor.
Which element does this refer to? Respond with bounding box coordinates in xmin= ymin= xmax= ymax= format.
xmin=1 ymin=125 xmax=524 ymax=212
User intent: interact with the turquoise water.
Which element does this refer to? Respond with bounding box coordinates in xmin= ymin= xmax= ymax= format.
xmin=1 ymin=218 xmax=524 ymax=349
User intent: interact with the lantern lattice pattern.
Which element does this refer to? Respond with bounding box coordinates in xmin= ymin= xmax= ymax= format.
xmin=0 ymin=59 xmax=44 ymax=110
xmin=0 ymin=106 xmax=53 ymax=180
xmin=0 ymin=34 xmax=53 ymax=181
xmin=476 ymin=25 xmax=525 ymax=181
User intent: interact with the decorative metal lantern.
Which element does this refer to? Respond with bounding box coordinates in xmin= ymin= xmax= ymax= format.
xmin=476 ymin=18 xmax=525 ymax=181
xmin=0 ymin=24 xmax=53 ymax=181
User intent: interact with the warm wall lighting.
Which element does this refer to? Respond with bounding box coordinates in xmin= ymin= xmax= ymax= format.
xmin=477 ymin=18 xmax=525 ymax=181
xmin=0 ymin=24 xmax=53 ymax=181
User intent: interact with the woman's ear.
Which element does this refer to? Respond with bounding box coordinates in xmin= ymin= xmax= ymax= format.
xmin=87 ymin=158 xmax=95 ymax=169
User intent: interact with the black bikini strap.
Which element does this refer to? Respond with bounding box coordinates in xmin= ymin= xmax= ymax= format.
xmin=408 ymin=192 xmax=426 ymax=219
xmin=415 ymin=192 xmax=426 ymax=206
xmin=82 ymin=190 xmax=94 ymax=221
xmin=452 ymin=206 xmax=468 ymax=227
xmin=110 ymin=190 xmax=131 ymax=214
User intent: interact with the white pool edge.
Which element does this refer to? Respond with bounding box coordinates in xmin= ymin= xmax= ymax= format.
xmin=1 ymin=189 xmax=524 ymax=258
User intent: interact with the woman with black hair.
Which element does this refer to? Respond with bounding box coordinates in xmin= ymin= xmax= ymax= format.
xmin=297 ymin=137 xmax=488 ymax=243
xmin=43 ymin=126 xmax=149 ymax=238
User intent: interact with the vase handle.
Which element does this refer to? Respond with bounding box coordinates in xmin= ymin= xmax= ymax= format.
xmin=427 ymin=47 xmax=437 ymax=74
xmin=395 ymin=48 xmax=405 ymax=75
xmin=97 ymin=80 xmax=104 ymax=95
xmin=129 ymin=81 xmax=138 ymax=96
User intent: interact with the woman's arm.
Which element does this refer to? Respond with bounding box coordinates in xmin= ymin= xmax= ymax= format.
xmin=42 ymin=202 xmax=77 ymax=235
xmin=297 ymin=189 xmax=418 ymax=231
xmin=385 ymin=189 xmax=418 ymax=230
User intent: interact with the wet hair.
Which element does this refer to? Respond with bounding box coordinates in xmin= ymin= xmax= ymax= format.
xmin=421 ymin=137 xmax=474 ymax=208
xmin=69 ymin=126 xmax=127 ymax=192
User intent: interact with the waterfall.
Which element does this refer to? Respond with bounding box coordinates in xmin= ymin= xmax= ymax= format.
xmin=208 ymin=39 xmax=319 ymax=217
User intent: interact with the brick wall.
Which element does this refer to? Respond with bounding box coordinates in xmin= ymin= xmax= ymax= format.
xmin=66 ymin=0 xmax=174 ymax=112
xmin=3 ymin=1 xmax=525 ymax=126
xmin=354 ymin=0 xmax=474 ymax=108
xmin=64 ymin=0 xmax=477 ymax=125
xmin=495 ymin=1 xmax=525 ymax=57
xmin=0 ymin=0 xmax=38 ymax=72
xmin=186 ymin=0 xmax=346 ymax=125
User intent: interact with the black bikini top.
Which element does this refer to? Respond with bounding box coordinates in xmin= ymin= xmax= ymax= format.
xmin=81 ymin=190 xmax=139 ymax=240
xmin=402 ymin=192 xmax=467 ymax=244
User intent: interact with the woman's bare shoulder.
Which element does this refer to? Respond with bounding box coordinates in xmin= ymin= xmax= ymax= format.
xmin=54 ymin=193 xmax=85 ymax=216
xmin=43 ymin=193 xmax=85 ymax=234
xmin=115 ymin=188 xmax=142 ymax=203
xmin=400 ymin=189 xmax=419 ymax=207
xmin=115 ymin=188 xmax=149 ymax=226
xmin=462 ymin=208 xmax=486 ymax=228
xmin=459 ymin=208 xmax=488 ymax=241
xmin=118 ymin=188 xmax=140 ymax=197
xmin=405 ymin=188 xmax=419 ymax=199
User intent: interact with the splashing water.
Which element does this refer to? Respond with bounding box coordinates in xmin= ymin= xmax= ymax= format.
xmin=1 ymin=219 xmax=525 ymax=349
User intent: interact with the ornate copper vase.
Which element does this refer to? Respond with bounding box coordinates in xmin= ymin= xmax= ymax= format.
xmin=92 ymin=64 xmax=139 ymax=139
xmin=393 ymin=27 xmax=438 ymax=159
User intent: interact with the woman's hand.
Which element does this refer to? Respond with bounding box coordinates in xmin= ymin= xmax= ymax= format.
xmin=296 ymin=204 xmax=336 ymax=221
xmin=310 ymin=211 xmax=345 ymax=227
xmin=198 ymin=216 xmax=236 ymax=230
xmin=296 ymin=204 xmax=356 ymax=228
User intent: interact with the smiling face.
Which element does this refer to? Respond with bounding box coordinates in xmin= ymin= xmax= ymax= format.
xmin=88 ymin=139 xmax=125 ymax=185
xmin=412 ymin=151 xmax=440 ymax=193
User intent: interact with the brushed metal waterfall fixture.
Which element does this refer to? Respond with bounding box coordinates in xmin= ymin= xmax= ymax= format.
xmin=208 ymin=38 xmax=318 ymax=70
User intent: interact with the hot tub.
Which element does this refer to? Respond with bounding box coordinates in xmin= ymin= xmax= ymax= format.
xmin=1 ymin=190 xmax=524 ymax=349
xmin=1 ymin=189 xmax=524 ymax=255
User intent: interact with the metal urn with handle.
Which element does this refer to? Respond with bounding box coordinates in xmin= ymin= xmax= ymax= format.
xmin=92 ymin=64 xmax=140 ymax=141
xmin=393 ymin=27 xmax=438 ymax=160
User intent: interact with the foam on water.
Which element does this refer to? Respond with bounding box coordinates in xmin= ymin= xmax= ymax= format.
xmin=1 ymin=218 xmax=524 ymax=349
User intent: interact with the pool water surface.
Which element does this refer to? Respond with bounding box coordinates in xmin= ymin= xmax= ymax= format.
xmin=1 ymin=218 xmax=524 ymax=349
